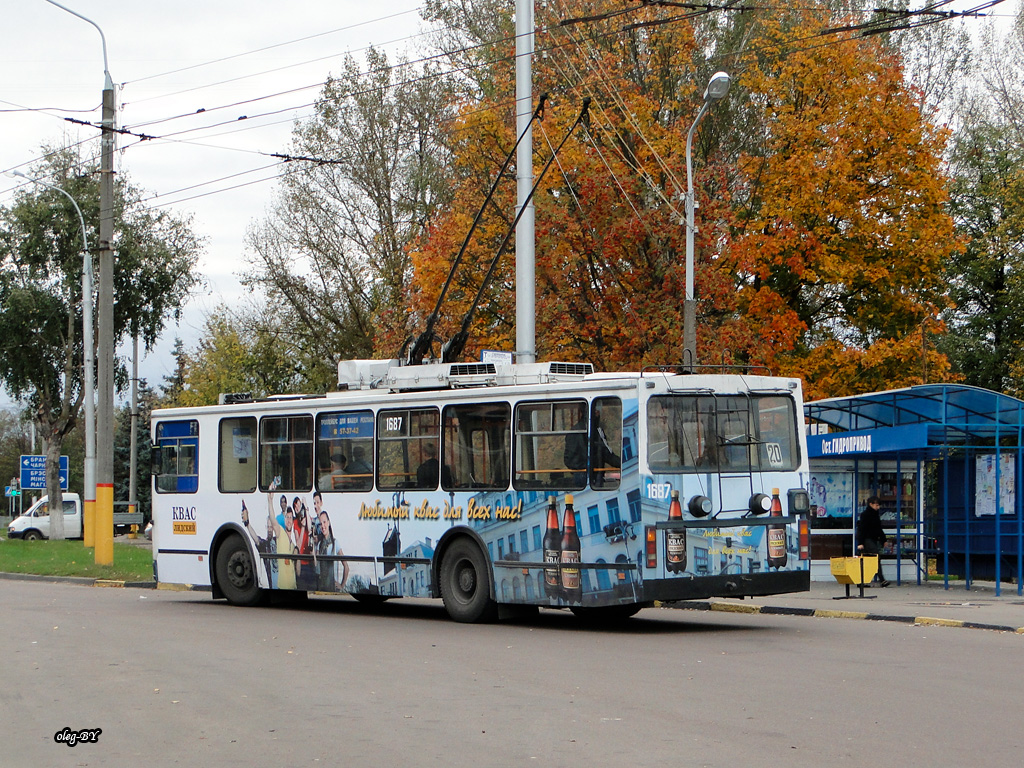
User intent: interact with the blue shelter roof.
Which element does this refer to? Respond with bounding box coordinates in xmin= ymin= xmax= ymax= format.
xmin=805 ymin=384 xmax=1024 ymax=447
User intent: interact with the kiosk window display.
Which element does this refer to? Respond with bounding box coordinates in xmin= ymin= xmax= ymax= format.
xmin=806 ymin=462 xmax=919 ymax=575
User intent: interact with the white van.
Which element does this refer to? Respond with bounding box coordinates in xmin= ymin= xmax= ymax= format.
xmin=6 ymin=493 xmax=82 ymax=540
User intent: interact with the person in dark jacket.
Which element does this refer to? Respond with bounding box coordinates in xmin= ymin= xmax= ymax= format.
xmin=856 ymin=496 xmax=890 ymax=587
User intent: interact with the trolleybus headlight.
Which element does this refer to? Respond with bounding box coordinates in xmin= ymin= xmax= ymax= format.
xmin=687 ymin=495 xmax=713 ymax=517
xmin=748 ymin=493 xmax=772 ymax=515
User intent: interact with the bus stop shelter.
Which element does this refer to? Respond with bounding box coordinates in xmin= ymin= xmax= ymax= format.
xmin=804 ymin=384 xmax=1024 ymax=596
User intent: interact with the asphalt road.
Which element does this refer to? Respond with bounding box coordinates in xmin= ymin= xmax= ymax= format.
xmin=3 ymin=581 xmax=1021 ymax=767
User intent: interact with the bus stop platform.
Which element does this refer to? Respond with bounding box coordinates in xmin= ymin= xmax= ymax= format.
xmin=668 ymin=579 xmax=1024 ymax=633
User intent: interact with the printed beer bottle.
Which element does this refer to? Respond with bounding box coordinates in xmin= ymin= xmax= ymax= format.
xmin=766 ymin=488 xmax=788 ymax=568
xmin=665 ymin=490 xmax=687 ymax=573
xmin=542 ymin=495 xmax=562 ymax=600
xmin=560 ymin=494 xmax=583 ymax=604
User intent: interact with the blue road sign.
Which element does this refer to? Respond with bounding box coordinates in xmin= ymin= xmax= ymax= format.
xmin=20 ymin=455 xmax=69 ymax=491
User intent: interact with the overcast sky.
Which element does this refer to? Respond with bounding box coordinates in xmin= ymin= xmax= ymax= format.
xmin=2 ymin=1 xmax=1019 ymax=406
xmin=1 ymin=0 xmax=428 ymax=394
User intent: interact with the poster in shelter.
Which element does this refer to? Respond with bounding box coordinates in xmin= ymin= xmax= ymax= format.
xmin=975 ymin=454 xmax=1015 ymax=516
xmin=808 ymin=471 xmax=855 ymax=520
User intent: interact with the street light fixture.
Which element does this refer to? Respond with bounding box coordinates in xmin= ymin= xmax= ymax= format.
xmin=683 ymin=71 xmax=731 ymax=370
xmin=43 ymin=0 xmax=116 ymax=565
xmin=10 ymin=170 xmax=95 ymax=546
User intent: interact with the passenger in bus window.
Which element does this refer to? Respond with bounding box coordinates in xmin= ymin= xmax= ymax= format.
xmin=563 ymin=404 xmax=588 ymax=485
xmin=347 ymin=446 xmax=372 ymax=487
xmin=320 ymin=451 xmax=347 ymax=490
xmin=591 ymin=402 xmax=621 ymax=483
xmin=312 ymin=492 xmax=349 ymax=591
xmin=266 ymin=487 xmax=297 ymax=590
xmin=416 ymin=442 xmax=453 ymax=488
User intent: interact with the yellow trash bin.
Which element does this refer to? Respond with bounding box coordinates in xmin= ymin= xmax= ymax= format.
xmin=830 ymin=555 xmax=878 ymax=585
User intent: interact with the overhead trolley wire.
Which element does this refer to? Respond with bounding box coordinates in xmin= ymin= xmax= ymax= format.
xmin=13 ymin=0 xmax=996 ymax=211
xmin=123 ymin=7 xmax=427 ymax=89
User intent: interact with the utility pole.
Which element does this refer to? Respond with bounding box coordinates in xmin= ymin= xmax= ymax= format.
xmin=129 ymin=334 xmax=139 ymax=531
xmin=95 ymin=70 xmax=115 ymax=566
xmin=515 ymin=0 xmax=536 ymax=364
xmin=41 ymin=0 xmax=110 ymax=563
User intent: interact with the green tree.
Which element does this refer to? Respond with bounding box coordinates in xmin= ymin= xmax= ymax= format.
xmin=166 ymin=305 xmax=305 ymax=407
xmin=114 ymin=382 xmax=156 ymax=525
xmin=0 ymin=408 xmax=32 ymax=515
xmin=0 ymin=145 xmax=202 ymax=537
xmin=940 ymin=14 xmax=1024 ymax=395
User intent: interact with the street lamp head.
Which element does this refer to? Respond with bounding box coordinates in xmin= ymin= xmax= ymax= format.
xmin=704 ymin=71 xmax=731 ymax=103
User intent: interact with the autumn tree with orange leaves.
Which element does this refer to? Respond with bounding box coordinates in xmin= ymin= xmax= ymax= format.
xmin=410 ymin=1 xmax=959 ymax=398
xmin=413 ymin=0 xmax=715 ymax=369
xmin=720 ymin=9 xmax=958 ymax=399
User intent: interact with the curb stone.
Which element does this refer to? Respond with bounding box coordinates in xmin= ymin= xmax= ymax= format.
xmin=662 ymin=598 xmax=1024 ymax=634
xmin=0 ymin=571 xmax=156 ymax=589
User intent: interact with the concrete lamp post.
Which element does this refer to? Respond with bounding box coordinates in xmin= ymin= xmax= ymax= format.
xmin=683 ymin=70 xmax=731 ymax=370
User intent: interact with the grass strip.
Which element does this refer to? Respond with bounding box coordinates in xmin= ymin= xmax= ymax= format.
xmin=0 ymin=538 xmax=153 ymax=582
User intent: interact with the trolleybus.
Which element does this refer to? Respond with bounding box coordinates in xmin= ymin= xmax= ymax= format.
xmin=150 ymin=359 xmax=811 ymax=622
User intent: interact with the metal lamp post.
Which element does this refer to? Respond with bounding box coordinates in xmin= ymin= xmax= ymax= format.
xmin=44 ymin=0 xmax=116 ymax=564
xmin=11 ymin=170 xmax=95 ymax=546
xmin=683 ymin=71 xmax=731 ymax=370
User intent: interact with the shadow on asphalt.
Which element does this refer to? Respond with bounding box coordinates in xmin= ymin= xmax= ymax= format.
xmin=170 ymin=591 xmax=773 ymax=636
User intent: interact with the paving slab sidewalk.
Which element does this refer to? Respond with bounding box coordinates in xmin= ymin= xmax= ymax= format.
xmin=670 ymin=578 xmax=1024 ymax=633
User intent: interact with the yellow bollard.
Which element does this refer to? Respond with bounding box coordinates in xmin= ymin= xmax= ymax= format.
xmin=83 ymin=497 xmax=95 ymax=548
xmin=94 ymin=484 xmax=113 ymax=566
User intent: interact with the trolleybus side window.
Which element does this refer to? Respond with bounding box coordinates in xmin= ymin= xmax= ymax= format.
xmin=442 ymin=402 xmax=511 ymax=490
xmin=513 ymin=399 xmax=587 ymax=491
xmin=589 ymin=397 xmax=622 ymax=490
xmin=316 ymin=411 xmax=374 ymax=492
xmin=219 ymin=417 xmax=257 ymax=493
xmin=377 ymin=407 xmax=441 ymax=491
xmin=154 ymin=420 xmax=199 ymax=493
xmin=259 ymin=415 xmax=313 ymax=491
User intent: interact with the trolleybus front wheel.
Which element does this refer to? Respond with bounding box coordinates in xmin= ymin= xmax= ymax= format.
xmin=215 ymin=534 xmax=264 ymax=607
xmin=439 ymin=539 xmax=498 ymax=623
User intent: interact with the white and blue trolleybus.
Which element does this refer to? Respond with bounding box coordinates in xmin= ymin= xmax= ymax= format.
xmin=150 ymin=360 xmax=811 ymax=622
